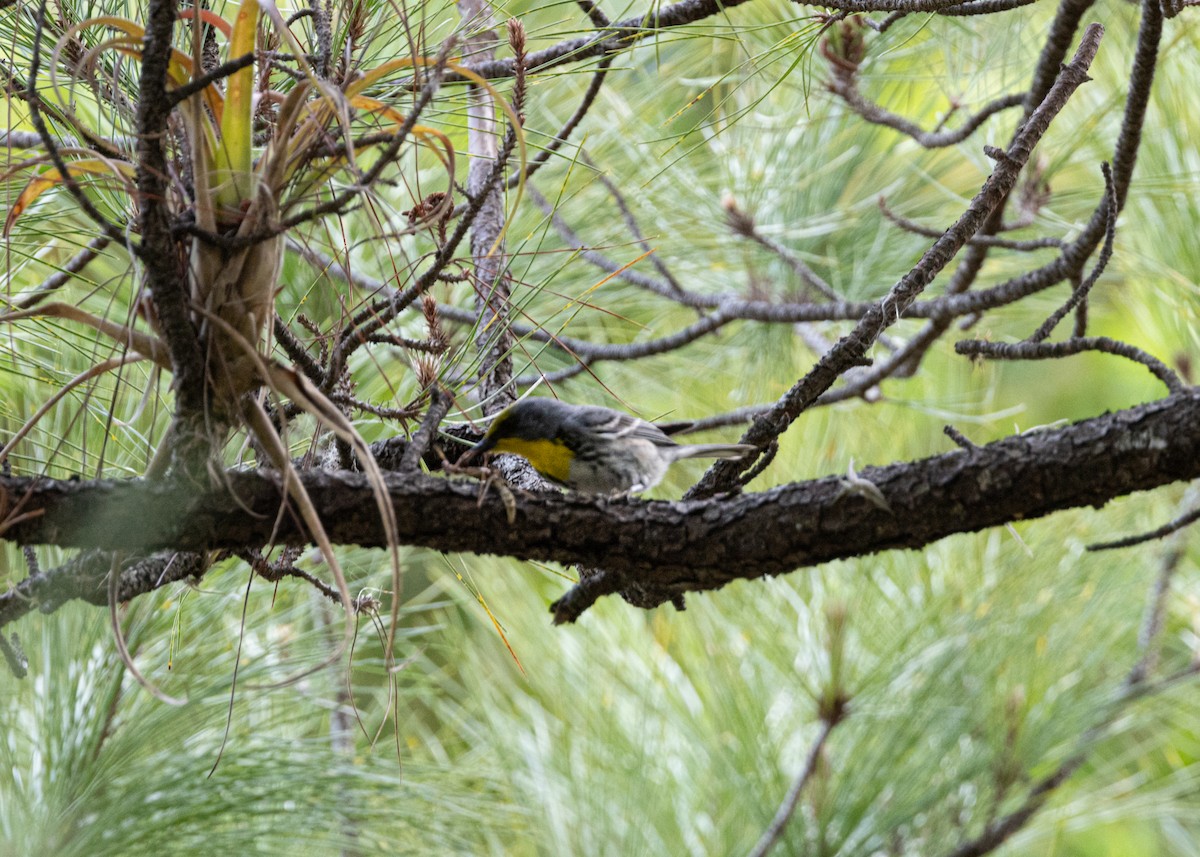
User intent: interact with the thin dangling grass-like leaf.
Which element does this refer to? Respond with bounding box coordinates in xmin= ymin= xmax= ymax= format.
xmin=0 ymin=354 xmax=147 ymax=465
xmin=176 ymin=7 xmax=233 ymax=39
xmin=348 ymin=95 xmax=457 ymax=172
xmin=4 ymin=157 xmax=136 ymax=237
xmin=108 ymin=552 xmax=188 ymax=706
xmin=195 ymin=303 xmax=405 ymax=686
xmin=52 ymin=17 xmax=220 ymax=116
xmin=0 ymin=302 xmax=170 ymax=366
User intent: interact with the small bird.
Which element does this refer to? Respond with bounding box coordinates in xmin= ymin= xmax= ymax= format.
xmin=464 ymin=398 xmax=756 ymax=495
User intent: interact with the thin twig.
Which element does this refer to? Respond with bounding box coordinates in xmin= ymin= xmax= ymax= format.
xmin=168 ymin=51 xmax=254 ymax=105
xmin=821 ymin=0 xmax=1020 ymax=10
xmin=828 ymin=76 xmax=1024 ymax=149
xmin=879 ymin=199 xmax=1062 ymax=251
xmin=1088 ymin=491 xmax=1200 ymax=551
xmin=10 ymin=236 xmax=111 ymax=310
xmin=501 ymin=56 xmax=613 ymax=191
xmin=943 ymin=425 xmax=979 ymax=450
xmin=525 ymin=182 xmax=701 ymax=303
xmin=593 ymin=160 xmax=688 ymax=296
xmin=955 ymin=336 xmax=1184 ymax=394
xmin=1125 ymin=541 xmax=1185 ymax=686
xmin=274 ymin=317 xmax=328 ymax=385
xmin=399 ymin=388 xmax=451 ymax=472
xmin=939 ymin=484 xmax=1194 ymax=857
xmin=725 ymin=199 xmax=840 ymax=300
xmin=746 ymin=719 xmax=837 ymax=857
xmin=452 ymin=0 xmax=760 ymax=82
xmin=1027 ymin=163 xmax=1116 ymax=343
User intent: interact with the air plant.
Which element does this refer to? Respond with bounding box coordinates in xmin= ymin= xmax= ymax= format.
xmin=3 ymin=0 xmax=504 ymax=411
xmin=2 ymin=0 xmax=524 ymax=690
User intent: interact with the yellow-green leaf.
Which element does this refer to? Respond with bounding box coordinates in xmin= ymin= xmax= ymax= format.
xmin=212 ymin=0 xmax=259 ymax=212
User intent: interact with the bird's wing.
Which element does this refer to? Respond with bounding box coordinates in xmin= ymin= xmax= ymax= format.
xmin=572 ymin=406 xmax=676 ymax=447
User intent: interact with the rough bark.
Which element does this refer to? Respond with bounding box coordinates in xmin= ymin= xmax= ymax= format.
xmin=3 ymin=392 xmax=1197 ymax=608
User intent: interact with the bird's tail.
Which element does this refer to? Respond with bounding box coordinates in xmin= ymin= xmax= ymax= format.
xmin=674 ymin=443 xmax=756 ymax=461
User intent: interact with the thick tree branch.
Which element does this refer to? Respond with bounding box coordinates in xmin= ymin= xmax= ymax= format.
xmin=0 ymin=550 xmax=206 ymax=631
xmin=2 ymin=391 xmax=1198 ymax=626
xmin=134 ymin=0 xmax=208 ymax=419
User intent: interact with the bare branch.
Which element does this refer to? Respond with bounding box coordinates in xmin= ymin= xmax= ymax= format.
xmin=1088 ymin=488 xmax=1200 ymax=551
xmin=1026 ymin=163 xmax=1115 ymax=343
xmin=1125 ymin=535 xmax=1186 ymax=685
xmin=452 ymin=0 xmax=760 ymax=82
xmin=822 ymin=0 xmax=1011 ymax=10
xmin=9 ymin=236 xmax=111 ymax=311
xmin=955 ymin=336 xmax=1185 ymax=395
xmin=724 ymin=198 xmax=840 ymax=300
xmin=399 ymin=387 xmax=451 ymax=473
xmin=938 ymin=748 xmax=1090 ymax=857
xmin=689 ymin=23 xmax=1106 ymax=499
xmin=575 ymin=0 xmax=611 ymax=27
xmin=133 ymin=0 xmax=209 ymax=420
xmin=525 ymin=183 xmax=695 ymax=303
xmin=938 ymin=516 xmax=1192 ymax=857
xmin=501 ymin=59 xmax=614 ymax=192
xmin=167 ymin=50 xmax=254 ymax=105
xmin=746 ymin=718 xmax=838 ymax=857
xmin=879 ymin=198 xmax=1062 ymax=251
xmin=0 ymin=550 xmax=206 ymax=632
xmin=936 ymin=0 xmax=1042 ymax=15
xmin=829 ymin=88 xmax=1024 ymax=148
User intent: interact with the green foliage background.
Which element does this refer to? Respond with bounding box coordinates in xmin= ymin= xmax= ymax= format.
xmin=2 ymin=0 xmax=1199 ymax=854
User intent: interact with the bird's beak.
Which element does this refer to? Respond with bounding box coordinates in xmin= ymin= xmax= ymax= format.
xmin=461 ymin=434 xmax=496 ymax=464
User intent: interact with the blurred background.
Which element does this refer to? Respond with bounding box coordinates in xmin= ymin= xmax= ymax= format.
xmin=2 ymin=0 xmax=1198 ymax=853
